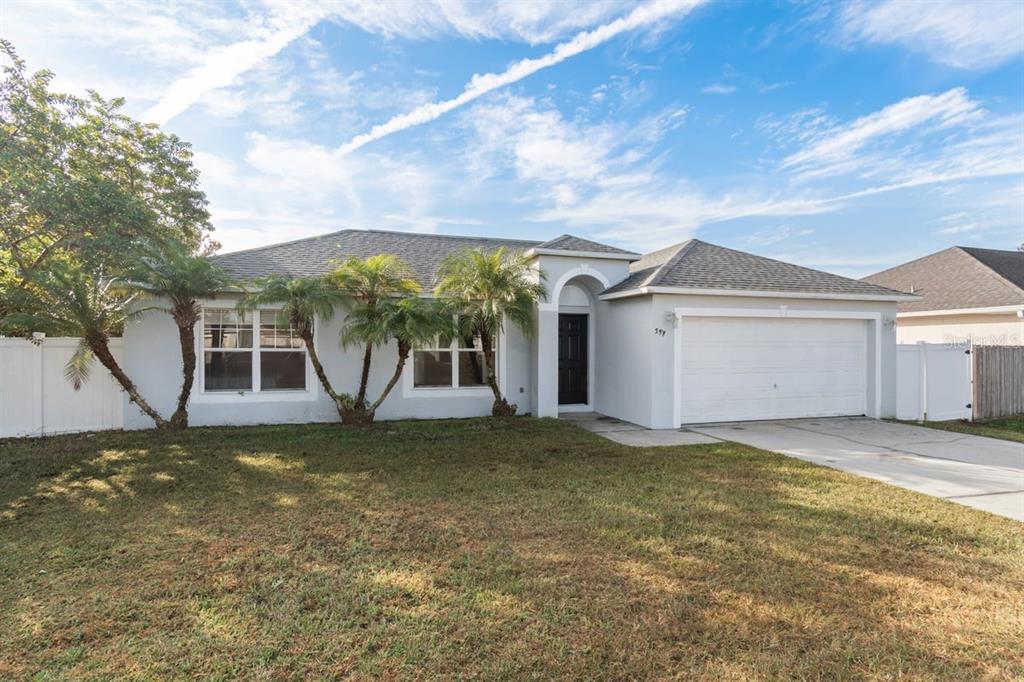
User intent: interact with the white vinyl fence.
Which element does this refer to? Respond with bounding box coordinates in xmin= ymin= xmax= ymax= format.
xmin=896 ymin=342 xmax=972 ymax=422
xmin=0 ymin=337 xmax=125 ymax=438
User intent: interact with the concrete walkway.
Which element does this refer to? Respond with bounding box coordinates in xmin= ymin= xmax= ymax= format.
xmin=561 ymin=412 xmax=720 ymax=447
xmin=690 ymin=418 xmax=1024 ymax=522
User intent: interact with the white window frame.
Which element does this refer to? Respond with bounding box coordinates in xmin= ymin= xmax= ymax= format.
xmin=192 ymin=304 xmax=319 ymax=404
xmin=403 ymin=325 xmax=506 ymax=399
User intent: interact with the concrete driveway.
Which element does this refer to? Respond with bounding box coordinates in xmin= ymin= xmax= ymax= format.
xmin=690 ymin=418 xmax=1024 ymax=522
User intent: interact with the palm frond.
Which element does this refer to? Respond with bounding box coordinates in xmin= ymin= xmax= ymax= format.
xmin=63 ymin=340 xmax=94 ymax=391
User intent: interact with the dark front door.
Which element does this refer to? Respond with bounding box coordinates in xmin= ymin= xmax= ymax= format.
xmin=558 ymin=314 xmax=588 ymax=405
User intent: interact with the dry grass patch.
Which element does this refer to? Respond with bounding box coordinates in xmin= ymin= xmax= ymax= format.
xmin=1 ymin=418 xmax=1022 ymax=679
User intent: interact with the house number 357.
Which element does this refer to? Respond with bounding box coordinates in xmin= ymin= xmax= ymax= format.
xmin=654 ymin=328 xmax=667 ymax=336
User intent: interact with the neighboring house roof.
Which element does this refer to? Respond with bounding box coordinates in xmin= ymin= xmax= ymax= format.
xmin=602 ymin=239 xmax=910 ymax=299
xmin=211 ymin=229 xmax=614 ymax=287
xmin=863 ymin=246 xmax=1024 ymax=313
xmin=530 ymin=234 xmax=640 ymax=258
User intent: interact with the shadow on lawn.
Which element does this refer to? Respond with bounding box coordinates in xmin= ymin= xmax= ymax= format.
xmin=1 ymin=419 xmax=1021 ymax=679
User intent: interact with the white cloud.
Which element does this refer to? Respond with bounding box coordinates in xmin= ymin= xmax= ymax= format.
xmin=839 ymin=0 xmax=1024 ymax=69
xmin=142 ymin=4 xmax=327 ymax=124
xmin=337 ymin=0 xmax=704 ymax=154
xmin=194 ymin=135 xmax=466 ymax=252
xmin=744 ymin=225 xmax=815 ymax=247
xmin=702 ymin=83 xmax=736 ymax=95
xmin=317 ymin=0 xmax=634 ymax=44
xmin=537 ymin=184 xmax=835 ymax=251
xmin=781 ymin=88 xmax=984 ymax=173
xmin=463 ymin=95 xmax=614 ymax=186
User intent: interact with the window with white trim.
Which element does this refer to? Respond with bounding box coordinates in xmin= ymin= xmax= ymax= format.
xmin=413 ymin=326 xmax=493 ymax=389
xmin=202 ymin=309 xmax=307 ymax=392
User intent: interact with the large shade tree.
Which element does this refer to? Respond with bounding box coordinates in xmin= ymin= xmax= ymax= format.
xmin=329 ymin=254 xmax=420 ymax=421
xmin=237 ymin=275 xmax=347 ymax=417
xmin=0 ymin=40 xmax=213 ymax=282
xmin=435 ymin=247 xmax=547 ymax=416
xmin=1 ymin=40 xmax=217 ymax=427
xmin=130 ymin=243 xmax=233 ymax=428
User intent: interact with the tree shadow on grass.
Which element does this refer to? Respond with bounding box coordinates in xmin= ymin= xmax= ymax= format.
xmin=1 ymin=419 xmax=1022 ymax=679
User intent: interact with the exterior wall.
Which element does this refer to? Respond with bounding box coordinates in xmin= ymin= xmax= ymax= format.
xmin=896 ymin=313 xmax=1023 ymax=346
xmin=593 ymin=296 xmax=655 ymax=427
xmin=647 ymin=294 xmax=900 ymax=426
xmin=122 ymin=296 xmax=534 ymax=429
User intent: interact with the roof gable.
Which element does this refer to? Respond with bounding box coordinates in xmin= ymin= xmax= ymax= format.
xmin=532 ymin=234 xmax=639 ymax=257
xmin=863 ymin=246 xmax=1023 ymax=312
xmin=604 ymin=239 xmax=907 ymax=299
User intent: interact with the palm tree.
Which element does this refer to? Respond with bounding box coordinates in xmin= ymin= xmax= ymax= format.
xmin=329 ymin=254 xmax=420 ymax=414
xmin=435 ymin=247 xmax=547 ymax=416
xmin=237 ymin=275 xmax=347 ymax=417
xmin=131 ymin=243 xmax=232 ymax=428
xmin=1 ymin=259 xmax=168 ymax=428
xmin=342 ymin=296 xmax=453 ymax=422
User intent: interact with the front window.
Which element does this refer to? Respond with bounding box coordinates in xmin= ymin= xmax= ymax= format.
xmin=203 ymin=308 xmax=307 ymax=392
xmin=413 ymin=327 xmax=493 ymax=389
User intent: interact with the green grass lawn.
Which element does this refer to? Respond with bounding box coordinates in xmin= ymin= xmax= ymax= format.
xmin=2 ymin=418 xmax=1022 ymax=680
xmin=912 ymin=415 xmax=1024 ymax=444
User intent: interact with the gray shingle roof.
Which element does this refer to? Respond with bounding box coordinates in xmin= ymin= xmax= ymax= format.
xmin=534 ymin=234 xmax=639 ymax=256
xmin=603 ymin=239 xmax=910 ymax=298
xmin=863 ymin=246 xmax=1023 ymax=312
xmin=211 ymin=229 xmax=541 ymax=287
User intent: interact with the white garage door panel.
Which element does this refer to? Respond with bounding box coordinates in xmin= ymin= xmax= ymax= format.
xmin=680 ymin=317 xmax=867 ymax=423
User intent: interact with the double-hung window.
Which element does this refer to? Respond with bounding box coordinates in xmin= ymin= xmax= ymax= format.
xmin=202 ymin=309 xmax=307 ymax=392
xmin=413 ymin=325 xmax=493 ymax=389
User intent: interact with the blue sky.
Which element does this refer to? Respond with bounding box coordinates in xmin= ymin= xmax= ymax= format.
xmin=5 ymin=0 xmax=1023 ymax=276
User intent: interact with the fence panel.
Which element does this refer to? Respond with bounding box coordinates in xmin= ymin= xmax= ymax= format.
xmin=896 ymin=342 xmax=972 ymax=422
xmin=973 ymin=346 xmax=1024 ymax=420
xmin=0 ymin=337 xmax=124 ymax=438
xmin=896 ymin=344 xmax=924 ymax=420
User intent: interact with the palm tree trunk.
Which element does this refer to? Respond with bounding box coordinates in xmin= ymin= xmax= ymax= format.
xmin=302 ymin=331 xmax=343 ymax=417
xmin=169 ymin=316 xmax=196 ymax=429
xmin=356 ymin=342 xmax=373 ymax=408
xmin=479 ymin=331 xmax=514 ymax=416
xmin=370 ymin=341 xmax=409 ymax=413
xmin=88 ymin=334 xmax=168 ymax=429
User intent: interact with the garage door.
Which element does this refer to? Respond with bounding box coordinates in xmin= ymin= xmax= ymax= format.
xmin=679 ymin=317 xmax=867 ymax=424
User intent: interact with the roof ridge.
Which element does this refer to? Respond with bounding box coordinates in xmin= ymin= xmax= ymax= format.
xmin=211 ymin=229 xmax=356 ymax=259
xmin=360 ymin=228 xmax=539 ymax=244
xmin=642 ymin=239 xmax=697 ymax=288
xmin=863 ymin=246 xmax=962 ymax=280
xmin=958 ymin=245 xmax=1024 ymax=293
xmin=703 ymin=241 xmax=910 ymax=296
xmin=535 ymin=233 xmax=574 ymax=248
xmin=213 ymin=228 xmax=541 ymax=259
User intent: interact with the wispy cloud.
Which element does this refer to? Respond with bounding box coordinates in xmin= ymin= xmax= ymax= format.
xmin=702 ymin=83 xmax=736 ymax=95
xmin=338 ymin=0 xmax=704 ymax=154
xmin=744 ymin=225 xmax=815 ymax=247
xmin=839 ymin=0 xmax=1024 ymax=69
xmin=142 ymin=5 xmax=326 ymax=124
xmin=781 ymin=87 xmax=983 ymax=173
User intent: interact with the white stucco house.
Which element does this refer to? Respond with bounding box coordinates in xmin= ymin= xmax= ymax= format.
xmin=122 ymin=230 xmax=915 ymax=430
xmin=863 ymin=246 xmax=1024 ymax=348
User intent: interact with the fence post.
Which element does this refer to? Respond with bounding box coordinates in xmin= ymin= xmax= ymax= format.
xmin=33 ymin=332 xmax=46 ymax=437
xmin=969 ymin=339 xmax=976 ymax=422
xmin=917 ymin=341 xmax=927 ymax=422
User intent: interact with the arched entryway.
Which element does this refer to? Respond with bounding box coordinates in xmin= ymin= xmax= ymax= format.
xmin=555 ymin=275 xmax=605 ymax=411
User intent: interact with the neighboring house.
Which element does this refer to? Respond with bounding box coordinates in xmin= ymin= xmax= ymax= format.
xmin=863 ymin=247 xmax=1024 ymax=347
xmin=122 ymin=230 xmax=914 ymax=429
